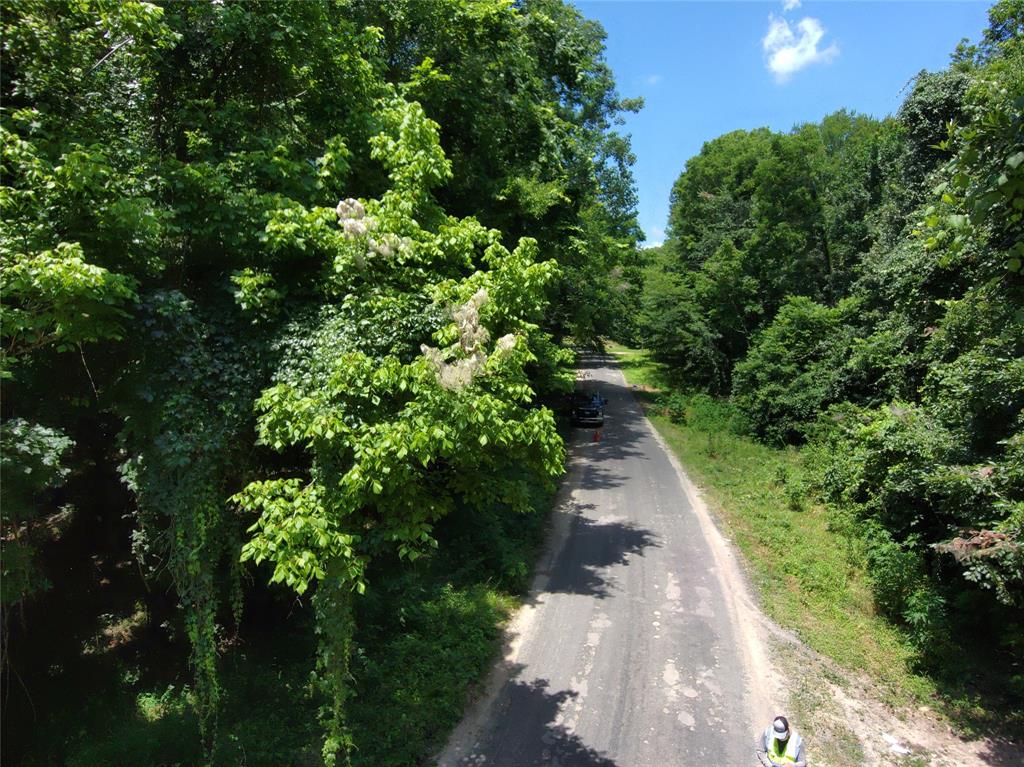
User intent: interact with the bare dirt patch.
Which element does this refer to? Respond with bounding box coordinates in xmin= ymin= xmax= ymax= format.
xmin=772 ymin=625 xmax=1024 ymax=767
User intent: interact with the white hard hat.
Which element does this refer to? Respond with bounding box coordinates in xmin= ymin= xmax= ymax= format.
xmin=772 ymin=716 xmax=790 ymax=740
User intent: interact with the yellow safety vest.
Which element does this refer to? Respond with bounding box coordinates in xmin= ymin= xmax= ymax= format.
xmin=767 ymin=732 xmax=801 ymax=764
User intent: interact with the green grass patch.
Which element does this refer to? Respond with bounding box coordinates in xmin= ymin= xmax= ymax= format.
xmin=603 ymin=340 xmax=671 ymax=390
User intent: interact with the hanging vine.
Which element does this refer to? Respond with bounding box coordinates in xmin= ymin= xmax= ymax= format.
xmin=119 ymin=292 xmax=267 ymax=754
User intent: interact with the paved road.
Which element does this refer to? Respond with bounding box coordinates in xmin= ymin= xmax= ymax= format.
xmin=438 ymin=355 xmax=758 ymax=767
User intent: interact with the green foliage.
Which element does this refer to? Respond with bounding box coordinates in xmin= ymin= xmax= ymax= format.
xmin=50 ymin=479 xmax=550 ymax=767
xmin=894 ymin=69 xmax=970 ymax=209
xmin=733 ymin=296 xmax=861 ymax=444
xmin=0 ymin=418 xmax=73 ymax=608
xmin=347 ymin=0 xmax=643 ymax=342
xmin=238 ymin=155 xmax=566 ymax=606
xmin=1 ymin=242 xmax=137 ymax=370
xmin=657 ymin=391 xmax=690 ymax=424
xmin=641 ymin=117 xmax=889 ymax=389
xmin=54 ymin=623 xmax=322 ymax=767
xmin=231 ymin=268 xmax=282 ymax=322
xmin=809 ymin=400 xmax=1022 ymax=669
xmin=351 ymin=582 xmax=513 ymax=767
xmin=860 ymin=525 xmax=948 ymax=656
xmin=5 ymin=0 xmax=641 ymax=760
xmin=926 ymin=38 xmax=1024 ymax=272
xmin=234 ymin=102 xmax=565 ymax=760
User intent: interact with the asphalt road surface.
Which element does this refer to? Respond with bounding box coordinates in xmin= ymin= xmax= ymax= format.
xmin=438 ymin=354 xmax=759 ymax=767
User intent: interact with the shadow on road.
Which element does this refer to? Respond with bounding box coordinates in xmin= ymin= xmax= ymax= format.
xmin=541 ymin=355 xmax=660 ymax=599
xmin=457 ymin=678 xmax=621 ymax=767
xmin=544 ymin=514 xmax=659 ymax=599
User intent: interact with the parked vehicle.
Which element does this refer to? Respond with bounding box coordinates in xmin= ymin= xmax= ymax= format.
xmin=571 ymin=389 xmax=606 ymax=426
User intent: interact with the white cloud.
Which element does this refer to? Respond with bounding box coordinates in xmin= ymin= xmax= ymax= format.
xmin=782 ymin=0 xmax=801 ymax=11
xmin=645 ymin=74 xmax=662 ymax=86
xmin=762 ymin=14 xmax=839 ymax=82
xmin=645 ymin=226 xmax=665 ymax=247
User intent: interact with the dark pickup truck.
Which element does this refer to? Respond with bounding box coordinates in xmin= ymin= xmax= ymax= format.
xmin=571 ymin=390 xmax=606 ymax=427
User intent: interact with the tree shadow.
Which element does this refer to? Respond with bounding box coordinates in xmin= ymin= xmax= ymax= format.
xmin=539 ymin=357 xmax=661 ymax=598
xmin=973 ymin=736 xmax=1024 ymax=766
xmin=455 ymin=678 xmax=620 ymax=766
xmin=542 ymin=514 xmax=660 ymax=599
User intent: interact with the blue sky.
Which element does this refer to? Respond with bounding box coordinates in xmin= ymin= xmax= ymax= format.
xmin=575 ymin=1 xmax=994 ymax=246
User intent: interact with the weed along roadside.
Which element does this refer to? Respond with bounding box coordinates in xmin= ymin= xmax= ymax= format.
xmin=606 ymin=341 xmax=1024 ymax=764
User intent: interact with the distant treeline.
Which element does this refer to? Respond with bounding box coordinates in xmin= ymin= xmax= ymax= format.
xmin=636 ymin=1 xmax=1022 ymax=681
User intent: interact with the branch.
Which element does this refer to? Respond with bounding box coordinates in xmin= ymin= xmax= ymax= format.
xmin=78 ymin=343 xmax=99 ymax=402
xmin=90 ymin=36 xmax=134 ymax=73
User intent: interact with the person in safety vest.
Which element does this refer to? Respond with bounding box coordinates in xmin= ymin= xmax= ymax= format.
xmin=757 ymin=715 xmax=807 ymax=766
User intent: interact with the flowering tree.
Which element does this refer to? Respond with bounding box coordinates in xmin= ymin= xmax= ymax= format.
xmin=234 ymin=96 xmax=565 ymax=765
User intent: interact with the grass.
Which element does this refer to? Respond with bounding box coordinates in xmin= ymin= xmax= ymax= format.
xmin=606 ymin=342 xmax=939 ymax=709
xmin=603 ymin=340 xmax=670 ymax=391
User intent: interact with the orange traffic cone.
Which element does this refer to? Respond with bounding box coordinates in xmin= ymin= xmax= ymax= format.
xmin=592 ymin=429 xmax=602 ymax=443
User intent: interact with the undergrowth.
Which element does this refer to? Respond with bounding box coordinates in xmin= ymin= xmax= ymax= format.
xmin=24 ymin=486 xmax=551 ymax=766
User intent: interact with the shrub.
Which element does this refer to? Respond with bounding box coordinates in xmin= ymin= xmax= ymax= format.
xmin=811 ymin=402 xmax=967 ymax=541
xmin=686 ymin=392 xmax=749 ymax=435
xmin=657 ymin=391 xmax=691 ymax=424
xmin=732 ymin=296 xmax=860 ymax=445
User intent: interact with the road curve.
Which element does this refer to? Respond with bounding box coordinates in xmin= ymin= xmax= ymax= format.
xmin=438 ymin=355 xmax=763 ymax=767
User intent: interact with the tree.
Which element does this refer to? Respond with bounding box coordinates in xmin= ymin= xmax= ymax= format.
xmin=234 ymin=98 xmax=565 ymax=765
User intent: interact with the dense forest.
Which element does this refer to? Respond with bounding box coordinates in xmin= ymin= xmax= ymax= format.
xmin=638 ymin=0 xmax=1023 ymax=694
xmin=1 ymin=1 xmax=641 ymax=763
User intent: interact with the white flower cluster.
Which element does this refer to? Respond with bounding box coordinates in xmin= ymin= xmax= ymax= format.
xmin=454 ymin=289 xmax=490 ymax=354
xmin=336 ymin=198 xmax=413 ymax=264
xmin=367 ymin=233 xmax=411 ymax=260
xmin=336 ymin=198 xmax=375 ymax=240
xmin=422 ymin=290 xmax=514 ymax=391
xmin=421 ymin=346 xmax=481 ymax=391
xmin=495 ymin=333 xmax=516 ymax=353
